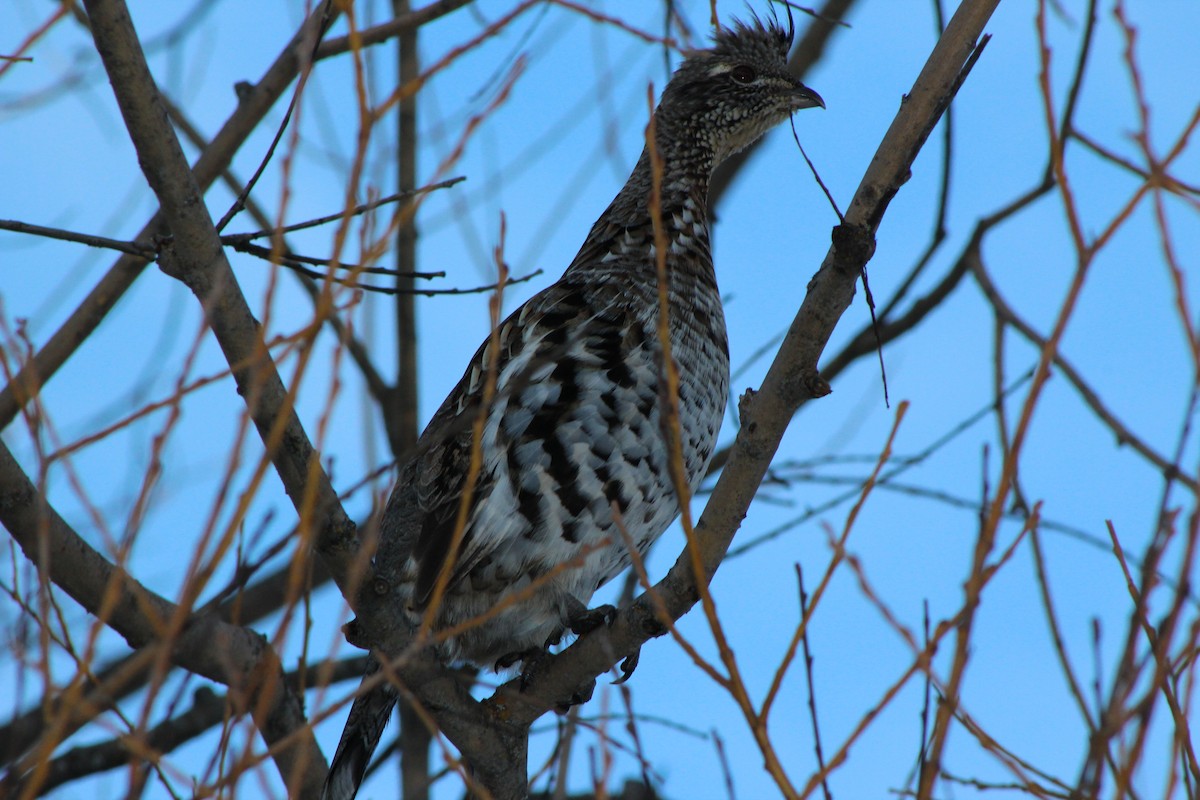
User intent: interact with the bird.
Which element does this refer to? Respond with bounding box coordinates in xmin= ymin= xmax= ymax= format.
xmin=322 ymin=14 xmax=822 ymax=799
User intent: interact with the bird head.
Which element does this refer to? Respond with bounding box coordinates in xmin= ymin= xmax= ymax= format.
xmin=657 ymin=14 xmax=824 ymax=166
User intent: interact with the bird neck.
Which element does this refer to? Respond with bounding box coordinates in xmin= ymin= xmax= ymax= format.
xmin=567 ymin=120 xmax=719 ymax=289
xmin=608 ymin=133 xmax=715 ymax=227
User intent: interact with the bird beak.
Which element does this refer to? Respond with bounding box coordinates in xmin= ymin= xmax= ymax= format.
xmin=791 ymin=82 xmax=825 ymax=111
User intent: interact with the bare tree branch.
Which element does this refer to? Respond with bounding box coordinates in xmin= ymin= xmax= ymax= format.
xmin=0 ymin=1 xmax=340 ymax=432
xmin=0 ymin=439 xmax=323 ymax=796
xmin=82 ymin=0 xmax=358 ymax=588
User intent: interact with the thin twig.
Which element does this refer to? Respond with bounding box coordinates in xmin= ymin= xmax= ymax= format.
xmin=0 ymin=219 xmax=155 ymax=257
xmin=729 ymin=367 xmax=1035 ymax=558
xmin=795 ymin=564 xmax=833 ymax=800
xmin=713 ymin=728 xmax=738 ymax=800
xmin=970 ymin=256 xmax=1199 ymax=494
xmin=0 ymin=1 xmax=347 ymax=432
xmin=213 ymin=0 xmax=335 ymax=232
xmin=221 ymin=177 xmax=465 ymax=243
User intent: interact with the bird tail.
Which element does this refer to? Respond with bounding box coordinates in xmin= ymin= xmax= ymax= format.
xmin=321 ymin=657 xmax=397 ymax=800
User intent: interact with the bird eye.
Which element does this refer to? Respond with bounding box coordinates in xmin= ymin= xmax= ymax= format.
xmin=730 ymin=65 xmax=757 ymax=84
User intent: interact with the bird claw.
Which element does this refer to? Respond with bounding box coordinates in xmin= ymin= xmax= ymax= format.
xmin=495 ymin=647 xmax=545 ymax=675
xmin=568 ymin=603 xmax=618 ymax=636
xmin=564 ymin=602 xmax=641 ymax=685
xmin=503 ymin=646 xmax=593 ymax=711
xmin=555 ymin=676 xmax=596 ymax=713
xmin=613 ymin=646 xmax=641 ymax=684
xmin=517 ymin=649 xmax=554 ymax=691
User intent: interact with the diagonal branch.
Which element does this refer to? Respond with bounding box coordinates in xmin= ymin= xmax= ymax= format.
xmin=81 ymin=0 xmax=359 ymax=589
xmin=0 ymin=439 xmax=323 ymax=796
xmin=30 ymin=657 xmax=370 ymax=793
xmin=72 ymin=0 xmax=360 ymax=792
xmin=0 ymin=1 xmax=340 ymax=432
xmin=971 ymin=256 xmax=1199 ymax=494
xmin=69 ymin=0 xmax=520 ymax=794
xmin=0 ymin=0 xmax=473 ymax=434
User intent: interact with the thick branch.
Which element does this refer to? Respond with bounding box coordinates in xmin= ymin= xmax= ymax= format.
xmin=81 ymin=0 xmax=358 ymax=590
xmin=0 ymin=2 xmax=338 ymax=432
xmin=0 ymin=0 xmax=473 ymax=433
xmin=74 ymin=0 xmax=352 ymax=792
xmin=391 ymin=0 xmax=433 ymax=796
xmin=31 ymin=657 xmax=369 ymax=792
xmin=0 ymin=552 xmax=334 ymax=768
xmin=336 ymin=0 xmax=1002 ymax=785
xmin=0 ymin=440 xmax=323 ymax=796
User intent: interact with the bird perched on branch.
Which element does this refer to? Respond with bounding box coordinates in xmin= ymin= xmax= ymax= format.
xmin=323 ymin=14 xmax=822 ymax=799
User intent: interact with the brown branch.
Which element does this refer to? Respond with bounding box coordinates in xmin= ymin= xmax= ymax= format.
xmin=3 ymin=2 xmax=635 ymax=796
xmin=921 ymin=7 xmax=1154 ymax=792
xmin=83 ymin=0 xmax=358 ymax=586
xmin=31 ymin=686 xmax=227 ymax=794
xmin=0 ymin=524 xmax=342 ymax=770
xmin=2 ymin=3 xmax=1019 ymax=795
xmin=0 ymin=218 xmax=155 ymax=257
xmin=212 ymin=0 xmax=337 ymax=234
xmin=0 ymin=2 xmax=341 ymax=433
xmin=228 ymin=242 xmax=542 ymax=296
xmin=1106 ymin=519 xmax=1200 ymax=788
xmin=0 ymin=0 xmax=475 ymax=434
xmin=71 ymin=0 xmax=365 ymax=792
xmin=970 ymin=256 xmax=1199 ymax=494
xmin=0 ymin=438 xmax=321 ymax=796
xmin=156 ymin=89 xmax=403 ymax=431
xmin=30 ymin=656 xmax=370 ymax=793
xmin=1072 ymin=129 xmax=1200 ymax=199
xmin=0 ymin=5 xmax=68 ymax=80
xmin=707 ymin=175 xmax=1054 ymax=479
xmin=158 ymin=91 xmax=396 ymax=423
xmin=314 ymin=0 xmax=474 ymax=61
xmin=389 ymin=0 xmax=424 ymax=460
xmin=391 ymin=0 xmax=432 ymax=795
xmin=1053 ymin=0 xmax=1098 ymax=173
xmin=224 ymin=242 xmax=438 ymax=278
xmin=221 ymin=177 xmax=465 ymax=245
xmin=794 ymin=564 xmax=833 ymax=800
xmin=1075 ymin=511 xmax=1174 ymax=795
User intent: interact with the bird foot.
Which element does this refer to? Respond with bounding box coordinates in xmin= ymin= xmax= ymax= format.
xmin=499 ymin=646 xmax=596 ymax=711
xmin=556 ymin=676 xmax=596 ymax=712
xmin=568 ymin=603 xmax=618 ymax=636
xmin=495 ymin=647 xmax=545 ymax=674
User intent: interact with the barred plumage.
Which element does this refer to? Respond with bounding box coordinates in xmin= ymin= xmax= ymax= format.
xmin=323 ymin=16 xmax=822 ymax=799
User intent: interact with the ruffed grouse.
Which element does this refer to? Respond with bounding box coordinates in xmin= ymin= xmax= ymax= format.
xmin=323 ymin=15 xmax=822 ymax=799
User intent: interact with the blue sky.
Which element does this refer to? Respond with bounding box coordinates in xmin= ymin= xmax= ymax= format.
xmin=2 ymin=1 xmax=1199 ymax=798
